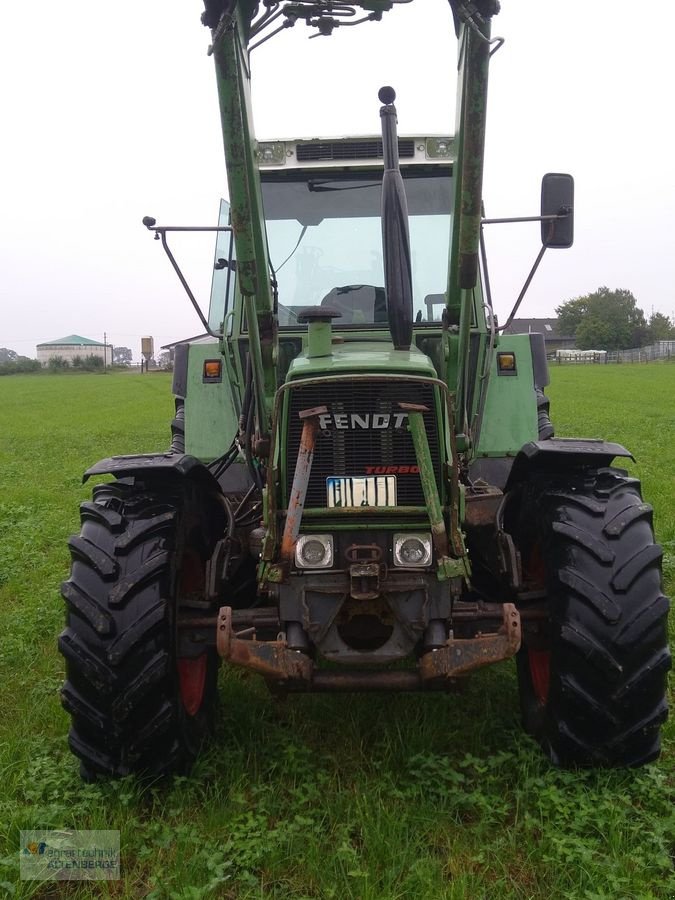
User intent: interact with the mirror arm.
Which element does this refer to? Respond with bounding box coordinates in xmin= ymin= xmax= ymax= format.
xmin=496 ymin=236 xmax=551 ymax=333
xmin=142 ymin=219 xmax=233 ymax=339
xmin=482 ymin=210 xmax=571 ymax=226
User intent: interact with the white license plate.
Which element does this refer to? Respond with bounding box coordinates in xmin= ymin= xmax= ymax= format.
xmin=326 ymin=475 xmax=397 ymax=508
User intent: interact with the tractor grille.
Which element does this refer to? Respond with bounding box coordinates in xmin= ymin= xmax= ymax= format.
xmin=296 ymin=139 xmax=416 ymax=162
xmin=285 ymin=380 xmax=442 ymax=508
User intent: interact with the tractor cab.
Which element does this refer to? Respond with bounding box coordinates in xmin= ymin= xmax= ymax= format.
xmin=258 ymin=136 xmax=453 ymax=329
xmin=207 ymin=134 xmax=466 ymax=343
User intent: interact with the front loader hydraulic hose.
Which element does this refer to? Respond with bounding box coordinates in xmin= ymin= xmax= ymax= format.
xmin=239 ymin=353 xmax=254 ymax=435
xmin=244 ymin=398 xmax=262 ymax=490
xmin=240 ymin=355 xmax=264 ymax=491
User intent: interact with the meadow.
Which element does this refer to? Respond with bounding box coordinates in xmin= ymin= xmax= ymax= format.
xmin=0 ymin=364 xmax=673 ymax=899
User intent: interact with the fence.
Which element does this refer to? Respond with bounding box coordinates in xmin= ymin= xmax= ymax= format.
xmin=552 ymin=342 xmax=675 ymax=364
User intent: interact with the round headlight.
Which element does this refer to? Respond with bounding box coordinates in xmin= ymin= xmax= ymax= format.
xmin=399 ymin=538 xmax=426 ymax=564
xmin=393 ymin=533 xmax=432 ymax=568
xmin=295 ymin=535 xmax=334 ymax=569
xmin=301 ymin=539 xmax=328 ymax=566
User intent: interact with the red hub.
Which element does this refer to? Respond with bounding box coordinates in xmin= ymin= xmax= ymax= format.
xmin=528 ymin=648 xmax=551 ymax=706
xmin=177 ymin=548 xmax=208 ymax=716
xmin=178 ymin=655 xmax=208 ymax=716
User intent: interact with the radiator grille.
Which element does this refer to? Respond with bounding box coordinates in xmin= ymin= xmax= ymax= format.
xmin=285 ymin=380 xmax=442 ymax=508
xmin=296 ymin=139 xmax=416 ymax=162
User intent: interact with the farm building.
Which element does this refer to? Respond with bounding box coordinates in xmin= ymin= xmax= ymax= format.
xmin=36 ymin=335 xmax=113 ymax=367
xmin=503 ymin=318 xmax=575 ymax=354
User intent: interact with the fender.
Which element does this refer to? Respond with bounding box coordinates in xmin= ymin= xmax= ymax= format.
xmin=83 ymin=453 xmax=222 ymax=493
xmin=505 ymin=438 xmax=634 ymax=491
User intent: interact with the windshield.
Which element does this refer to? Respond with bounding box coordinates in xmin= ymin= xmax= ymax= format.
xmin=260 ymin=170 xmax=451 ymax=327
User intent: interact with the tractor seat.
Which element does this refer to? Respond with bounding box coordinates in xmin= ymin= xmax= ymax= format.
xmin=321 ymin=285 xmax=387 ymax=325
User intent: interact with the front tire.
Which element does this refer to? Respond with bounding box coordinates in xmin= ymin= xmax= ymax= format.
xmin=59 ymin=478 xmax=223 ymax=778
xmin=511 ymin=467 xmax=670 ymax=766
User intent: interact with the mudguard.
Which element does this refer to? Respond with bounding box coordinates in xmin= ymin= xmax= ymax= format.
xmin=505 ymin=438 xmax=634 ymax=491
xmin=83 ymin=453 xmax=222 ymax=493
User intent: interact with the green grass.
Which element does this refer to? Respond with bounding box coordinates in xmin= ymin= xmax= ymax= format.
xmin=0 ymin=367 xmax=673 ymax=899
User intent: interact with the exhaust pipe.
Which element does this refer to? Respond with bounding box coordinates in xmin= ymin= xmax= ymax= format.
xmin=379 ymin=86 xmax=413 ymax=351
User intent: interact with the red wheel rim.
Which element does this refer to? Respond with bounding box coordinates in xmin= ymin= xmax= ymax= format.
xmin=528 ymin=648 xmax=550 ymax=705
xmin=178 ymin=655 xmax=208 ymax=716
xmin=177 ymin=548 xmax=207 ymax=716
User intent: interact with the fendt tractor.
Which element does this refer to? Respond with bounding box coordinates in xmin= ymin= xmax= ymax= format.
xmin=60 ymin=0 xmax=670 ymax=778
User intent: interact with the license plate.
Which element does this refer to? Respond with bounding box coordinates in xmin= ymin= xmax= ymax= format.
xmin=326 ymin=475 xmax=397 ymax=508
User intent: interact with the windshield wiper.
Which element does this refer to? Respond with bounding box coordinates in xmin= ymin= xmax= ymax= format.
xmin=307 ymin=180 xmax=380 ymax=193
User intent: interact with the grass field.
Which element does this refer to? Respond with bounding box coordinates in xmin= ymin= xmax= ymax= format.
xmin=0 ymin=365 xmax=673 ymax=899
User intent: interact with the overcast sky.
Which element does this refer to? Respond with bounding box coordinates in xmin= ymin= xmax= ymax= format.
xmin=2 ymin=1 xmax=674 ymax=360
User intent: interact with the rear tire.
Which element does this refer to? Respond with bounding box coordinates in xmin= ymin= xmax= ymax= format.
xmin=511 ymin=467 xmax=670 ymax=766
xmin=170 ymin=399 xmax=185 ymax=454
xmin=59 ymin=478 xmax=223 ymax=778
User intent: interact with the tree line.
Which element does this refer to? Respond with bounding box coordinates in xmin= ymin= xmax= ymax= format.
xmin=556 ymin=287 xmax=675 ymax=351
xmin=0 ymin=346 xmax=136 ymax=376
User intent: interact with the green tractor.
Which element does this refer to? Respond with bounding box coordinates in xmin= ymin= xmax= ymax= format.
xmin=60 ymin=0 xmax=670 ymax=778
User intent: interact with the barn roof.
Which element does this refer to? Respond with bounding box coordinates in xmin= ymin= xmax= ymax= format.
xmin=503 ymin=318 xmax=574 ymax=340
xmin=37 ymin=334 xmax=104 ymax=347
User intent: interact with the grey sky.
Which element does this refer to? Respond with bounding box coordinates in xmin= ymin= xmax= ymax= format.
xmin=2 ymin=1 xmax=674 ymax=360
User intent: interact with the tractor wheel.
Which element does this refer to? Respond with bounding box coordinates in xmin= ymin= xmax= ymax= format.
xmin=535 ymin=388 xmax=554 ymax=440
xmin=170 ymin=399 xmax=186 ymax=454
xmin=512 ymin=467 xmax=670 ymax=767
xmin=59 ymin=478 xmax=223 ymax=778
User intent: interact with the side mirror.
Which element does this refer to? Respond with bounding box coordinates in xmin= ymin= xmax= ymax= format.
xmin=541 ymin=173 xmax=574 ymax=248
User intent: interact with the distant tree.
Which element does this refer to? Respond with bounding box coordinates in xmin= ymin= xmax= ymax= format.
xmin=0 ymin=348 xmax=18 ymax=364
xmin=575 ymin=316 xmax=614 ymax=350
xmin=157 ymin=351 xmax=172 ymax=370
xmin=113 ymin=346 xmax=132 ymax=366
xmin=647 ymin=312 xmax=675 ymax=343
xmin=555 ymin=296 xmax=588 ymax=338
xmin=556 ymin=287 xmax=647 ymax=350
xmin=0 ymin=354 xmax=41 ymax=376
xmin=71 ymin=354 xmax=84 ymax=368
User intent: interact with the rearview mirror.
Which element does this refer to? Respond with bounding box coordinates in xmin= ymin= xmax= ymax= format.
xmin=541 ymin=173 xmax=574 ymax=248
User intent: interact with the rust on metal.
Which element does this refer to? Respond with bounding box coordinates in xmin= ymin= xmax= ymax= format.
xmin=216 ymin=602 xmax=524 ymax=688
xmin=179 ymin=606 xmax=279 ymax=630
xmin=349 ymin=562 xmax=381 ymax=600
xmin=464 ymin=490 xmax=503 ymax=528
xmin=419 ymin=602 xmax=521 ymax=680
xmin=278 ymin=406 xmax=327 ymax=570
xmin=216 ymin=605 xmax=312 ymax=681
xmin=216 ymin=606 xmax=233 ymax=657
xmin=451 ymin=600 xmax=546 ymax=622
xmin=397 ymin=402 xmax=430 ymax=413
xmin=298 ymin=405 xmax=328 ymax=420
xmin=345 ymin=543 xmax=382 ymax=563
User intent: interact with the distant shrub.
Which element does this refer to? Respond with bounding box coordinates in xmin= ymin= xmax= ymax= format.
xmin=71 ymin=355 xmax=84 ymax=368
xmin=47 ymin=356 xmax=69 ymax=371
xmin=0 ymin=357 xmax=42 ymax=376
xmin=83 ymin=354 xmax=104 ymax=369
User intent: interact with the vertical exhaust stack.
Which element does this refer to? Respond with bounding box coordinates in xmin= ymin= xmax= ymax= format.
xmin=379 ymin=86 xmax=414 ymax=351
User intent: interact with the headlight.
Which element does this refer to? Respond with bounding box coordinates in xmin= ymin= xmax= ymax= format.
xmin=295 ymin=534 xmax=334 ymax=569
xmin=393 ymin=533 xmax=432 ymax=568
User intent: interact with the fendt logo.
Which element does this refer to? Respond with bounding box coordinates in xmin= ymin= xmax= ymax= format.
xmin=318 ymin=412 xmax=409 ymax=430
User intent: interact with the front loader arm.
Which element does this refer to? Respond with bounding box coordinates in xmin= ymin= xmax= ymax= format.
xmin=209 ymin=2 xmax=277 ymax=435
xmin=446 ymin=1 xmax=497 ymax=439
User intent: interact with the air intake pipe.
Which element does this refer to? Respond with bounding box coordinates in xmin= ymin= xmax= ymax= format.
xmin=379 ymin=86 xmax=413 ymax=351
